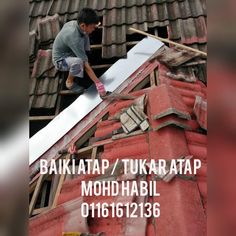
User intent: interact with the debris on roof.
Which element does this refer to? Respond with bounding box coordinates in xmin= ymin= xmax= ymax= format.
xmin=152 ymin=45 xmax=200 ymax=67
xmin=194 ymin=95 xmax=207 ymax=130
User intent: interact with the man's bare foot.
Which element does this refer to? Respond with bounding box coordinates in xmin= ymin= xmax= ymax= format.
xmin=66 ymin=80 xmax=73 ymax=89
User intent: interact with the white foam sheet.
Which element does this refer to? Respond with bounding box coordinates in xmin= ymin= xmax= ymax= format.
xmin=29 ymin=37 xmax=163 ymax=165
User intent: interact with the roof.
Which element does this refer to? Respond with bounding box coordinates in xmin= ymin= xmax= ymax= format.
xmin=29 ymin=0 xmax=207 ymax=58
xmin=29 ymin=37 xmax=164 ymax=166
xmin=29 ymin=45 xmax=207 ymax=235
xmin=29 ymin=0 xmax=207 ymax=110
xmin=29 ymin=58 xmax=207 ymax=236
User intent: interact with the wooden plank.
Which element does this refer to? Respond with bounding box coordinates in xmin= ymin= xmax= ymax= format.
xmin=62 ymin=233 xmax=80 ymax=236
xmin=150 ymin=71 xmax=156 ymax=87
xmin=75 ymin=125 xmax=97 ymax=148
xmin=112 ymin=130 xmax=144 ymax=140
xmin=29 ymin=174 xmax=44 ymax=216
xmin=92 ymin=138 xmax=113 ymax=147
xmin=58 ymin=139 xmax=113 ymax=156
xmin=55 ymin=95 xmax=62 ymax=115
xmin=155 ymin=69 xmax=160 ymax=86
xmin=40 ymin=182 xmax=48 ymax=208
xmin=51 ymin=154 xmax=71 ymax=209
xmin=58 ymin=125 xmax=98 ymax=154
xmin=30 ymin=116 xmax=55 ymax=121
xmin=32 ymin=206 xmax=49 ymax=216
xmin=154 ymin=28 xmax=158 ymax=36
xmin=92 ymin=64 xmax=112 ymax=70
xmin=29 ymin=181 xmax=37 ymax=195
xmin=55 ymin=76 xmax=64 ymax=115
xmin=90 ymin=41 xmax=140 ymax=50
xmin=132 ymin=76 xmax=150 ymax=91
xmin=90 ymin=147 xmax=98 ymax=171
xmin=182 ymin=60 xmax=206 ymax=67
xmin=129 ymin=27 xmax=207 ymax=56
xmin=59 ymin=90 xmax=79 ymax=95
xmin=48 ymin=174 xmax=60 ymax=206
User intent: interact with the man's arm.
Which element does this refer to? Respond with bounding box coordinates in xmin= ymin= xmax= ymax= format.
xmin=84 ymin=62 xmax=106 ymax=96
xmin=84 ymin=62 xmax=99 ymax=83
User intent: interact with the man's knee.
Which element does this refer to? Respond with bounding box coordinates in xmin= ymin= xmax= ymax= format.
xmin=70 ymin=58 xmax=83 ymax=76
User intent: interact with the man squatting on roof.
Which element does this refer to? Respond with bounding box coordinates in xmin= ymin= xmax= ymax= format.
xmin=52 ymin=8 xmax=106 ymax=96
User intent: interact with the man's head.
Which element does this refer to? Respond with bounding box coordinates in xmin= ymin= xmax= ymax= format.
xmin=77 ymin=8 xmax=99 ymax=34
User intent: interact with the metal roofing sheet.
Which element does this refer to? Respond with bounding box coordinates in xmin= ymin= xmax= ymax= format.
xmin=29 ymin=37 xmax=164 ymax=165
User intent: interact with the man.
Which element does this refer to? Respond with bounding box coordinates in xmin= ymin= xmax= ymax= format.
xmin=52 ymin=8 xmax=106 ymax=96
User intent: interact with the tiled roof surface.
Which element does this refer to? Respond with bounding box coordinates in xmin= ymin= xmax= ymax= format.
xmin=30 ymin=49 xmax=62 ymax=108
xmin=29 ymin=58 xmax=207 ymax=235
xmin=29 ymin=0 xmax=207 ymax=58
xmin=29 ymin=0 xmax=207 ymax=109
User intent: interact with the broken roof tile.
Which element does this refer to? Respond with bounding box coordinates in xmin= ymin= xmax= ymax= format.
xmin=153 ymin=45 xmax=199 ymax=67
xmin=29 ymin=57 xmax=207 ymax=235
xmin=152 ymin=115 xmax=193 ymax=131
xmin=148 ymin=84 xmax=191 ymax=120
xmin=193 ymin=95 xmax=207 ymax=130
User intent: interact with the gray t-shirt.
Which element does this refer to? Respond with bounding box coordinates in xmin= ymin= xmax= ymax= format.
xmin=52 ymin=21 xmax=90 ymax=64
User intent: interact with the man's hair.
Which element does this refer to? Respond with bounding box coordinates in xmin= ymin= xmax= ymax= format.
xmin=77 ymin=8 xmax=99 ymax=25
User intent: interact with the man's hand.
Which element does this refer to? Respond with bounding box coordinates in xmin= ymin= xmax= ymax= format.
xmin=95 ymin=80 xmax=106 ymax=96
xmin=84 ymin=62 xmax=106 ymax=96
